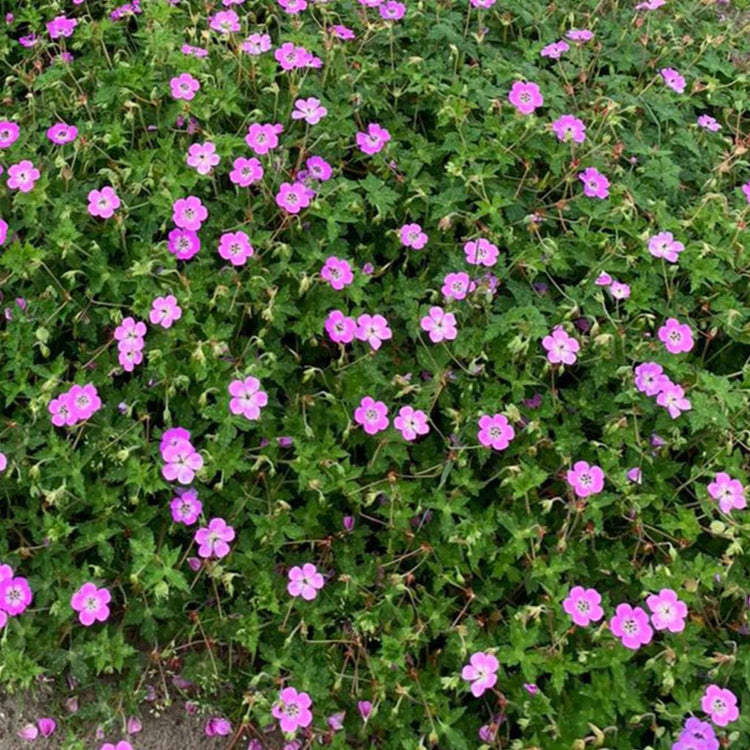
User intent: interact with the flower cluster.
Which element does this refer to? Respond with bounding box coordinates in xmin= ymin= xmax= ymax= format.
xmin=48 ymin=384 xmax=103 ymax=427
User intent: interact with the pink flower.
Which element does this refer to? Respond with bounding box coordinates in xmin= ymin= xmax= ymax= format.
xmin=610 ymin=604 xmax=653 ymax=650
xmin=114 ymin=317 xmax=146 ymax=353
xmin=355 ymin=314 xmax=392 ymax=350
xmin=0 ymin=120 xmax=20 ymax=148
xmin=18 ymin=725 xmax=38 ymax=741
xmin=204 ymin=717 xmax=232 ymax=737
xmin=47 ymin=122 xmax=78 ymax=145
xmin=698 ymin=115 xmax=721 ymax=132
xmin=627 ymin=467 xmax=642 ymax=484
xmin=380 ymin=1 xmax=406 ymax=19
xmin=167 ymin=228 xmax=201 ymax=260
xmin=562 ymin=586 xmax=604 ymax=627
xmin=508 ymin=81 xmax=544 ymax=115
xmin=245 ymin=123 xmax=283 ymax=155
xmin=354 ymin=396 xmax=389 ymax=435
xmin=646 ymin=588 xmax=687 ymax=633
xmin=68 ymin=384 xmax=103 ymax=422
xmin=567 ymin=28 xmax=593 ymax=43
xmin=358 ymin=700 xmax=372 ymax=722
xmin=229 ymin=376 xmax=268 ymax=420
xmin=242 ymin=33 xmax=272 ymax=55
xmin=656 ymin=381 xmax=691 ymax=419
xmin=149 ymin=295 xmax=182 ymax=329
xmin=162 ymin=439 xmax=203 ymax=484
xmin=161 ymin=427 xmax=191 ymax=455
xmin=595 ymin=272 xmax=613 ymax=286
xmin=658 ymin=318 xmax=694 ymax=354
xmin=400 ymin=223 xmax=428 ymax=249
xmin=71 ymin=583 xmax=111 ymax=626
xmin=272 ymin=687 xmax=313 ymax=734
xmin=442 ymin=272 xmax=474 ymax=301
xmin=172 ymin=196 xmax=208 ymax=231
xmin=660 ymin=67 xmax=686 ymax=93
xmin=276 ymin=182 xmax=312 ymax=214
xmin=218 ymin=231 xmax=254 ymax=266
xmin=171 ymin=488 xmax=202 ymax=525
xmin=636 ymin=0 xmax=666 ymax=8
xmin=292 ymin=97 xmax=327 ymax=125
xmin=477 ymin=413 xmax=515 ymax=451
xmin=463 ymin=237 xmax=499 ymax=267
xmin=0 ymin=575 xmax=32 ymax=616
xmin=0 ymin=218 xmax=7 ymax=246
xmin=0 ymin=453 xmax=6 ymax=473
xmin=540 ymin=40 xmax=569 ymax=59
xmin=742 ymin=181 xmax=750 ymax=204
xmin=37 ymin=718 xmax=57 ymax=738
xmin=275 ymin=42 xmax=309 ymax=71
xmin=186 ymin=142 xmax=220 ymax=175
xmin=542 ymin=325 xmax=579 ymax=365
xmin=578 ymin=167 xmax=609 ymax=198
xmin=119 ymin=349 xmax=143 ymax=372
xmin=648 ymin=231 xmax=684 ymax=262
xmin=394 ymin=406 xmax=429 ymax=441
xmin=321 ymin=257 xmax=354 ymax=290
xmin=328 ymin=712 xmax=346 ymax=731
xmin=608 ymin=281 xmax=630 ymax=300
xmin=49 ymin=392 xmax=76 ymax=427
xmin=278 ymin=0 xmax=308 ymax=13
xmin=100 ymin=742 xmax=133 ymax=750
xmin=287 ymin=563 xmax=325 ymax=600
xmin=195 ymin=518 xmax=235 ymax=559
xmin=707 ymin=472 xmax=747 ymax=514
xmin=701 ymin=684 xmax=739 ymax=727
xmin=567 ymin=461 xmax=604 ymax=498
xmin=356 ymin=123 xmax=391 ymax=155
xmin=471 ymin=0 xmax=497 ymax=7
xmin=47 ymin=15 xmax=77 ymax=38
xmin=634 ymin=362 xmax=669 ymax=396
xmin=461 ymin=652 xmax=499 ymax=698
xmin=88 ymin=186 xmax=121 ymax=219
xmin=229 ymin=157 xmax=264 ymax=187
xmin=330 ymin=25 xmax=356 ymax=40
xmin=552 ymin=114 xmax=586 ymax=143
xmin=325 ymin=310 xmax=357 ymax=344
xmin=306 ymin=155 xmax=332 ymax=181
xmin=420 ymin=306 xmax=457 ymax=343
xmin=7 ymin=160 xmax=40 ymax=192
xmin=210 ymin=10 xmax=240 ymax=33
xmin=170 ymin=73 xmax=200 ymax=101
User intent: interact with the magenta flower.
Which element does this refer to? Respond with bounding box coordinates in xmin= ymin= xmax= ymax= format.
xmin=358 ymin=700 xmax=372 ymax=722
xmin=464 ymin=237 xmax=499 ymax=267
xmin=661 ymin=67 xmax=686 ymax=93
xmin=242 ymin=33 xmax=272 ymax=55
xmin=567 ymin=28 xmax=594 ymax=43
xmin=325 ymin=310 xmax=357 ymax=344
xmin=562 ymin=586 xmax=604 ymax=627
xmin=627 ymin=467 xmax=642 ymax=484
xmin=0 ymin=120 xmax=19 ymax=148
xmin=477 ymin=413 xmax=515 ymax=451
xmin=275 ymin=42 xmax=309 ymax=71
xmin=742 ymin=181 xmax=750 ymax=205
xmin=167 ymin=228 xmax=201 ymax=260
xmin=330 ymin=25 xmax=356 ymax=41
xmin=114 ymin=317 xmax=146 ymax=353
xmin=676 ymin=718 xmax=718 ymax=750
xmin=186 ymin=142 xmax=220 ymax=175
xmin=552 ymin=114 xmax=586 ymax=143
xmin=380 ymin=1 xmax=406 ymax=19
xmin=276 ymin=182 xmax=312 ymax=214
xmin=701 ymin=684 xmax=739 ymax=727
xmin=647 ymin=231 xmax=684 ymax=263
xmin=49 ymin=392 xmax=76 ymax=427
xmin=595 ymin=272 xmax=612 ymax=286
xmin=441 ymin=272 xmax=474 ymax=301
xmin=658 ymin=318 xmax=694 ymax=354
xmin=229 ymin=376 xmax=268 ymax=420
xmin=278 ymin=0 xmax=308 ymax=13
xmin=394 ymin=406 xmax=430 ymax=441
xmin=508 ymin=81 xmax=543 ymax=115
xmin=162 ymin=439 xmax=203 ymax=484
xmin=204 ymin=717 xmax=232 ymax=737
xmin=707 ymin=472 xmax=747 ymax=513
xmin=170 ymin=73 xmax=200 ymax=101
xmin=287 ymin=563 xmax=325 ymax=600
xmin=634 ymin=362 xmax=669 ymax=396
xmin=210 ymin=9 xmax=240 ymax=33
xmin=68 ymin=384 xmax=103 ymax=422
xmin=172 ymin=196 xmax=208 ymax=231
xmin=609 ymin=603 xmax=653 ymax=650
xmin=656 ymin=382 xmax=691 ymax=419
xmin=229 ymin=156 xmax=264 ymax=187
xmin=578 ymin=167 xmax=609 ymax=198
xmin=0 ymin=452 xmax=6 ymax=473
xmin=272 ymin=687 xmax=313 ymax=734
xmin=218 ymin=231 xmax=254 ymax=266
xmin=7 ymin=160 xmax=40 ymax=192
xmin=420 ymin=306 xmax=458 ymax=343
xmin=321 ymin=257 xmax=354 ymax=290
xmin=46 ymin=122 xmax=78 ymax=145
xmin=0 ymin=575 xmax=32 ymax=616
xmin=195 ymin=518 xmax=235 ymax=559
xmin=471 ymin=0 xmax=497 ymax=6
xmin=354 ymin=396 xmax=389 ymax=435
xmin=0 ymin=218 xmax=7 ymax=246
xmin=567 ymin=461 xmax=604 ymax=498
xmin=149 ymin=295 xmax=182 ymax=329
xmin=356 ymin=123 xmax=391 ymax=155
xmin=245 ymin=122 xmax=283 ymax=155
xmin=161 ymin=427 xmax=191 ymax=455
xmin=88 ymin=186 xmax=121 ymax=219
xmin=540 ymin=40 xmax=569 ymax=59
xmin=292 ymin=97 xmax=327 ymax=125
xmin=37 ymin=718 xmax=57 ymax=738
xmin=356 ymin=314 xmax=392 ymax=350
xmin=698 ymin=114 xmax=721 ymax=132
xmin=542 ymin=325 xmax=579 ymax=365
xmin=47 ymin=15 xmax=78 ymax=38
xmin=306 ymin=155 xmax=332 ymax=181
xmin=71 ymin=583 xmax=111 ymax=626
xmin=400 ymin=223 xmax=428 ymax=249
xmin=170 ymin=488 xmax=202 ymax=526
xmin=461 ymin=652 xmax=499 ymax=698
xmin=101 ymin=741 xmax=133 ymax=750
xmin=646 ymin=588 xmax=687 ymax=633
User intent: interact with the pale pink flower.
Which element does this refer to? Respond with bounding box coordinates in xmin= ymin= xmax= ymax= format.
xmin=47 ymin=15 xmax=78 ymax=38
xmin=508 ymin=81 xmax=543 ymax=115
xmin=209 ymin=9 xmax=240 ymax=33
xmin=354 ymin=396 xmax=389 ymax=435
xmin=287 ymin=563 xmax=325 ymax=600
xmin=355 ymin=314 xmax=392 ymax=350
xmin=701 ymin=685 xmax=739 ymax=727
xmin=542 ymin=326 xmax=579 ymax=365
xmin=306 ymin=155 xmax=332 ymax=181
xmin=707 ymin=472 xmax=746 ymax=514
xmin=540 ymin=40 xmax=569 ymax=59
xmin=567 ymin=28 xmax=593 ymax=43
xmin=656 ymin=382 xmax=691 ymax=419
xmin=609 ymin=604 xmax=653 ymax=650
xmin=172 ymin=196 xmax=207 ymax=231
xmin=477 ymin=413 xmax=514 ymax=451
xmin=218 ymin=231 xmax=254 ymax=266
xmin=100 ymin=741 xmax=133 ymax=749
xmin=567 ymin=461 xmax=604 ymax=498
xmin=461 ymin=652 xmax=499 ymax=698
xmin=609 ymin=281 xmax=630 ymax=300
xmin=0 ymin=120 xmax=20 ymax=148
xmin=71 ymin=583 xmax=111 ymax=626
xmin=186 ymin=142 xmax=220 ymax=175
xmin=648 ymin=231 xmax=684 ymax=263
xmin=242 ymin=33 xmax=272 ymax=55
xmin=646 ymin=588 xmax=687 ymax=633
xmin=394 ymin=406 xmax=429 ymax=441
xmin=229 ymin=157 xmax=263 ymax=187
xmin=276 ymin=182 xmax=311 ymax=214
xmin=278 ymin=0 xmax=308 ymax=13
xmin=149 ymin=295 xmax=182 ymax=329
xmin=420 ymin=306 xmax=457 ymax=343
xmin=441 ymin=271 xmax=474 ymax=301
xmin=245 ymin=123 xmax=283 ymax=155
xmin=400 ymin=223 xmax=428 ymax=249
xmin=114 ymin=317 xmax=146 ymax=353
xmin=167 ymin=228 xmax=201 ymax=260
xmin=463 ymin=237 xmax=499 ymax=267
xmin=634 ymin=362 xmax=669 ymax=396
xmin=325 ymin=310 xmax=357 ymax=344
xmin=321 ymin=257 xmax=354 ymax=290
xmin=552 ymin=114 xmax=586 ymax=143
xmin=170 ymin=488 xmax=202 ymax=526
xmin=170 ymin=73 xmax=200 ymax=101
xmin=578 ymin=167 xmax=609 ymax=198
xmin=7 ymin=160 xmax=40 ymax=192
xmin=563 ymin=586 xmax=604 ymax=627
xmin=161 ymin=439 xmax=203 ymax=484
xmin=595 ymin=272 xmax=613 ymax=286
xmin=229 ymin=376 xmax=268 ymax=420
xmin=292 ymin=97 xmax=327 ymax=125
xmin=195 ymin=518 xmax=235 ymax=559
xmin=356 ymin=123 xmax=391 ymax=155
xmin=380 ymin=1 xmax=406 ymax=19
xmin=658 ymin=318 xmax=694 ymax=354
xmin=698 ymin=114 xmax=721 ymax=132
xmin=88 ymin=186 xmax=121 ymax=219
xmin=660 ymin=67 xmax=686 ymax=93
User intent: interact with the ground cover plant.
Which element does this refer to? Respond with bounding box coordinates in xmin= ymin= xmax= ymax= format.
xmin=0 ymin=0 xmax=749 ymax=747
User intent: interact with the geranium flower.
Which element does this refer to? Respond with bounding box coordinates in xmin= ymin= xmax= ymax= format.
xmin=204 ymin=717 xmax=232 ymax=737
xmin=242 ymin=33 xmax=272 ymax=55
xmin=609 ymin=281 xmax=630 ymax=300
xmin=578 ymin=167 xmax=609 ymax=198
xmin=566 ymin=461 xmax=604 ymax=498
xmin=567 ymin=28 xmax=593 ymax=42
xmin=276 ymin=182 xmax=312 ymax=214
xmin=471 ymin=0 xmax=497 ymax=7
xmin=70 ymin=583 xmax=111 ymax=626
xmin=275 ymin=42 xmax=309 ymax=71
xmin=676 ymin=718 xmax=718 ymax=750
xmin=278 ymin=0 xmax=308 ymax=13
xmin=47 ymin=15 xmax=77 ymax=38
xmin=656 ymin=382 xmax=691 ymax=419
xmin=0 ymin=452 xmax=6 ymax=474
xmin=101 ymin=741 xmax=132 ymax=750
xmin=660 ymin=67 xmax=686 ymax=93
xmin=540 ymin=40 xmax=569 ymax=59
xmin=287 ymin=563 xmax=325 ymax=600
xmin=0 ymin=120 xmax=20 ymax=148
xmin=272 ymin=688 xmax=313 ymax=734
xmin=393 ymin=406 xmax=429 ymax=441
xmin=355 ymin=314 xmax=392 ymax=350
xmin=245 ymin=123 xmax=283 ymax=155
xmin=68 ymin=384 xmax=102 ymax=422
xmin=0 ymin=575 xmax=32 ymax=616
xmin=114 ymin=317 xmax=146 ymax=353
xmin=162 ymin=439 xmax=203 ymax=484
xmin=209 ymin=10 xmax=240 ymax=33
xmin=186 ymin=142 xmax=220 ymax=175
xmin=49 ymin=392 xmax=76 ymax=427
xmin=442 ymin=272 xmax=474 ymax=301
xmin=508 ymin=81 xmax=543 ymax=115
xmin=324 ymin=310 xmax=357 ymax=344
xmin=701 ymin=685 xmax=739 ymax=727
xmin=229 ymin=157 xmax=264 ymax=187
xmin=194 ymin=518 xmax=235 ymax=559
xmin=167 ymin=228 xmax=201 ymax=260
xmin=707 ymin=472 xmax=746 ymax=513
xmin=170 ymin=73 xmax=200 ymax=101
xmin=477 ymin=413 xmax=515 ymax=451
xmin=170 ymin=488 xmax=202 ymax=525
xmin=321 ymin=257 xmax=354 ymax=290
xmin=228 ymin=376 xmax=268 ymax=420
xmin=292 ymin=97 xmax=327 ymax=125
xmin=88 ymin=186 xmax=121 ymax=219
xmin=7 ymin=160 xmax=40 ymax=192
xmin=552 ymin=114 xmax=586 ymax=143
xmin=463 ymin=237 xmax=499 ymax=266
xmin=420 ymin=306 xmax=457 ymax=343
xmin=379 ymin=1 xmax=406 ymax=19
xmin=330 ymin=25 xmax=356 ymax=40
xmin=648 ymin=231 xmax=684 ymax=262
xmin=172 ymin=196 xmax=208 ymax=231
xmin=697 ymin=115 xmax=721 ymax=132
xmin=646 ymin=588 xmax=687 ymax=633
xmin=218 ymin=231 xmax=254 ymax=266
xmin=149 ymin=295 xmax=182 ymax=328
xmin=46 ymin=122 xmax=78 ymax=145
xmin=634 ymin=362 xmax=669 ymax=396
xmin=542 ymin=326 xmax=579 ymax=365
xmin=562 ymin=586 xmax=604 ymax=627
xmin=609 ymin=604 xmax=653 ymax=650
xmin=658 ymin=318 xmax=694 ymax=354
xmin=356 ymin=123 xmax=391 ymax=155
xmin=742 ymin=181 xmax=750 ymax=204
xmin=595 ymin=272 xmax=612 ymax=286
xmin=354 ymin=396 xmax=389 ymax=434
xmin=306 ymin=155 xmax=332 ymax=181
xmin=461 ymin=652 xmax=499 ymax=697
xmin=400 ymin=223 xmax=428 ymax=249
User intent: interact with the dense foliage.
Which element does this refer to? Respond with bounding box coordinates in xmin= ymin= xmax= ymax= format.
xmin=1 ymin=0 xmax=749 ymax=748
